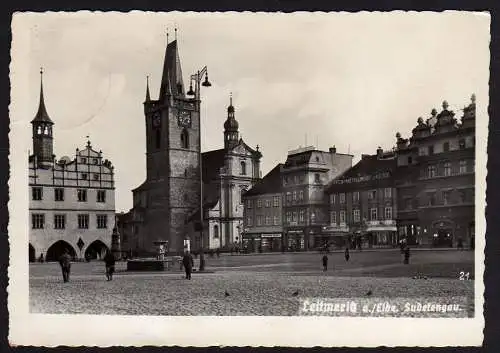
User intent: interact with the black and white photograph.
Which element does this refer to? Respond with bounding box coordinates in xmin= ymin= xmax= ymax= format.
xmin=8 ymin=11 xmax=488 ymax=347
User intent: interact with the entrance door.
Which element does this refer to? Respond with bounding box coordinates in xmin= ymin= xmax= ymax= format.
xmin=434 ymin=229 xmax=453 ymax=247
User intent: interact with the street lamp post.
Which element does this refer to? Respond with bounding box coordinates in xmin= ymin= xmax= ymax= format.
xmin=187 ymin=66 xmax=211 ymax=271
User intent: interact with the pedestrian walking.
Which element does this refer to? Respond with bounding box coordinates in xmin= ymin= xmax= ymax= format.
xmin=322 ymin=254 xmax=328 ymax=272
xmin=403 ymin=246 xmax=410 ymax=265
xmin=39 ymin=253 xmax=44 ymax=263
xmin=104 ymin=250 xmax=116 ymax=281
xmin=58 ymin=249 xmax=72 ymax=283
xmin=182 ymin=251 xmax=194 ymax=280
xmin=216 ymin=248 xmax=220 ymax=258
xmin=344 ymin=247 xmax=350 ymax=262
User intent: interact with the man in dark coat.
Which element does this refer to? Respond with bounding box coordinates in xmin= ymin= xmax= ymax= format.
xmin=404 ymin=246 xmax=410 ymax=265
xmin=104 ymin=250 xmax=116 ymax=281
xmin=182 ymin=251 xmax=194 ymax=280
xmin=322 ymin=254 xmax=328 ymax=272
xmin=344 ymin=247 xmax=350 ymax=262
xmin=58 ymin=249 xmax=72 ymax=283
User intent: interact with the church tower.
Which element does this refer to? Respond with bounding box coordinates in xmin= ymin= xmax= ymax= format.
xmin=31 ymin=68 xmax=54 ymax=168
xmin=140 ymin=34 xmax=201 ymax=253
xmin=224 ymin=94 xmax=239 ymax=150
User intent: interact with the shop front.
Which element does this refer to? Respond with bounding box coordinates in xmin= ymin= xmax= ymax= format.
xmin=261 ymin=234 xmax=282 ymax=252
xmin=242 ymin=234 xmax=261 ymax=253
xmin=285 ymin=229 xmax=305 ymax=251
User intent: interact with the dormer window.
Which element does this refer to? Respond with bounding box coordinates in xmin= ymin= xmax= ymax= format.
xmin=240 ymin=161 xmax=247 ymax=175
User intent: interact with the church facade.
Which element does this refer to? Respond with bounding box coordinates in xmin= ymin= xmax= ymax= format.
xmin=119 ymin=37 xmax=261 ymax=255
xmin=29 ymin=71 xmax=116 ymax=262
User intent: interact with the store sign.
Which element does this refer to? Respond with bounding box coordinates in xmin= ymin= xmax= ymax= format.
xmin=261 ymin=234 xmax=282 ymax=238
xmin=332 ymin=172 xmax=390 ymax=185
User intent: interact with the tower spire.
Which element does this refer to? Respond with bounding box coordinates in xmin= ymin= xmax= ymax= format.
xmin=32 ymin=67 xmax=53 ymax=123
xmin=145 ymin=75 xmax=151 ymax=102
xmin=159 ymin=27 xmax=184 ymax=101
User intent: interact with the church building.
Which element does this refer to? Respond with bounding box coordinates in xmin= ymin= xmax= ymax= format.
xmin=29 ymin=70 xmax=116 ymax=262
xmin=120 ymin=35 xmax=261 ymax=255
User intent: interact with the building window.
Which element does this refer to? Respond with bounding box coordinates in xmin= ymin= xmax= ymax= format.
xmin=299 ymin=210 xmax=305 ymax=223
xmin=368 ymin=190 xmax=377 ymax=200
xmin=459 ymin=160 xmax=467 ymax=174
xmin=246 ymin=216 xmax=253 ymax=226
xmin=273 ymin=196 xmax=280 ymax=207
xmin=408 ymin=156 xmax=413 ymax=164
xmin=257 ymin=216 xmax=262 ymax=226
xmin=353 ymin=209 xmax=360 ymax=223
xmin=298 ymin=190 xmax=304 ymax=201
xmin=78 ymin=214 xmax=89 ymax=229
xmin=265 ymin=199 xmax=271 ymax=208
xmin=31 ymin=214 xmax=45 ymax=229
xmin=214 ymin=225 xmax=219 ymax=238
xmin=443 ymin=190 xmax=451 ymax=205
xmin=292 ymin=212 xmax=298 ymax=222
xmin=286 ymin=212 xmax=292 ymax=224
xmin=443 ymin=142 xmax=450 ymax=152
xmin=81 ymin=157 xmax=87 ymax=164
xmin=330 ymin=211 xmax=337 ymax=225
xmin=247 ymin=200 xmax=252 ymax=209
xmin=240 ymin=161 xmax=247 ymax=175
xmin=353 ymin=191 xmax=360 ymax=203
xmin=384 ymin=207 xmax=392 ymax=220
xmin=384 ymin=188 xmax=392 ymax=199
xmin=292 ymin=191 xmax=297 ymax=201
xmin=286 ymin=192 xmax=292 ymax=203
xmin=283 ymin=176 xmax=288 ymax=186
xmin=54 ymin=214 xmax=66 ymax=229
xmin=458 ymin=190 xmax=466 ymax=203
xmin=97 ymin=215 xmax=108 ymax=229
xmin=314 ymin=173 xmax=321 ymax=183
xmin=340 ymin=210 xmax=346 ymax=224
xmin=370 ymin=208 xmax=377 ymax=221
xmin=419 ymin=147 xmax=427 ymax=156
xmin=265 ymin=216 xmax=271 ymax=225
xmin=93 ymin=173 xmax=99 ymax=181
xmin=180 ymin=129 xmax=189 ymax=149
xmin=459 ymin=139 xmax=466 ymax=150
xmin=428 ymin=192 xmax=436 ymax=206
xmin=32 ymin=187 xmax=43 ymax=201
xmin=54 ymin=188 xmax=64 ymax=201
xmin=81 ymin=173 xmax=88 ymax=180
xmin=428 ymin=145 xmax=434 ymax=155
xmin=294 ymin=175 xmax=299 ymax=184
xmin=97 ymin=190 xmax=106 ymax=203
xmin=443 ymin=162 xmax=451 ymax=176
xmin=427 ymin=165 xmax=436 ymax=178
xmin=339 ymin=193 xmax=346 ymax=204
xmin=257 ymin=200 xmax=262 ymax=208
xmin=77 ymin=189 xmax=87 ymax=202
xmin=273 ymin=215 xmax=279 ymax=225
xmin=93 ymin=158 xmax=98 ymax=165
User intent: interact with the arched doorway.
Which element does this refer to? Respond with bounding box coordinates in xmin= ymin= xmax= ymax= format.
xmin=84 ymin=240 xmax=109 ymax=261
xmin=46 ymin=240 xmax=77 ymax=262
xmin=432 ymin=220 xmax=454 ymax=247
xmin=29 ymin=244 xmax=36 ymax=262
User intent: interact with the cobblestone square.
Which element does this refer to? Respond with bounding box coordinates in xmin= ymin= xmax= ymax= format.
xmin=29 ymin=250 xmax=474 ymax=316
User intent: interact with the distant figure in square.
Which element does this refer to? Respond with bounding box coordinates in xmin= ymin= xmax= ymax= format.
xmin=39 ymin=253 xmax=44 ymax=263
xmin=58 ymin=249 xmax=72 ymax=283
xmin=403 ymin=246 xmax=410 ymax=265
xmin=322 ymin=254 xmax=328 ymax=271
xmin=344 ymin=247 xmax=350 ymax=262
xmin=216 ymin=248 xmax=220 ymax=258
xmin=104 ymin=250 xmax=116 ymax=281
xmin=183 ymin=251 xmax=194 ymax=280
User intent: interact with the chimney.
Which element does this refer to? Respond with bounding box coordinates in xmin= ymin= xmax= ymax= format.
xmin=329 ymin=146 xmax=337 ymax=154
xmin=376 ymin=146 xmax=383 ymax=159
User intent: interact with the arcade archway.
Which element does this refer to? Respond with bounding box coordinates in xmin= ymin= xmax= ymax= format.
xmin=46 ymin=240 xmax=76 ymax=262
xmin=29 ymin=244 xmax=36 ymax=262
xmin=84 ymin=240 xmax=109 ymax=260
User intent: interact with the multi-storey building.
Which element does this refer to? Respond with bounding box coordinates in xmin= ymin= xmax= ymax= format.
xmin=281 ymin=146 xmax=353 ymax=250
xmin=394 ymin=96 xmax=476 ymax=247
xmin=324 ymin=147 xmax=398 ymax=249
xmin=242 ymin=164 xmax=283 ymax=252
xmin=29 ymin=71 xmax=115 ymax=262
xmin=120 ymin=35 xmax=261 ymax=255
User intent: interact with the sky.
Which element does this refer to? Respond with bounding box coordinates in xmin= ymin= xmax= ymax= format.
xmin=10 ymin=11 xmax=490 ymax=212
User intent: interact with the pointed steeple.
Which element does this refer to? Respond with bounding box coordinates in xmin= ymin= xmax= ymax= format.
xmin=224 ymin=93 xmax=239 ymax=150
xmin=32 ymin=67 xmax=53 ymax=124
xmin=159 ymin=29 xmax=185 ymax=101
xmin=145 ymin=75 xmax=151 ymax=102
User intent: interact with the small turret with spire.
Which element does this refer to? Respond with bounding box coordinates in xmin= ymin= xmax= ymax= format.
xmin=31 ymin=67 xmax=54 ymax=167
xmin=224 ymin=93 xmax=239 ymax=150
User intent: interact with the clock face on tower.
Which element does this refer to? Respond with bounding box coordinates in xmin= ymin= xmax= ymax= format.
xmin=177 ymin=110 xmax=192 ymax=128
xmin=152 ymin=111 xmax=161 ymax=128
